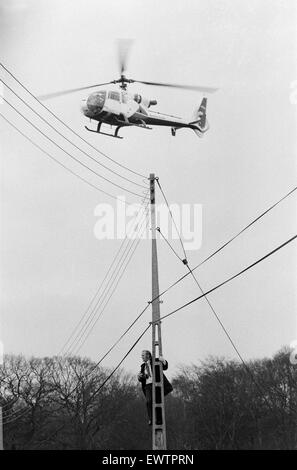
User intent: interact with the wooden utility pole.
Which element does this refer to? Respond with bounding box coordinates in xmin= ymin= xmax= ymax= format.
xmin=149 ymin=173 xmax=167 ymax=450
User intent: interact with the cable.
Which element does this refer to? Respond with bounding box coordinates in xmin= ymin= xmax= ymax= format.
xmin=57 ymin=302 xmax=151 ymax=405
xmin=4 ymin=234 xmax=296 ymax=424
xmin=154 ymin=183 xmax=297 ymax=302
xmin=65 ymin=196 xmax=297 ymax=401
xmin=48 ymin=211 xmax=151 ymax=401
xmin=59 ymin=237 xmax=129 ymax=355
xmin=0 ymin=226 xmax=151 ymax=426
xmin=0 ymin=191 xmax=150 ymax=425
xmin=2 ymin=323 xmax=151 ymax=425
xmin=157 ymin=225 xmax=246 ymax=364
xmin=156 ymin=227 xmax=184 ymax=262
xmin=5 ymin=235 xmax=295 ymax=424
xmin=88 ymin=324 xmax=151 ymax=401
xmin=2 ymin=216 xmax=152 ymax=421
xmin=4 ymin=185 xmax=295 ymax=423
xmin=156 ymin=179 xmax=187 ymax=261
xmin=59 ymin=193 xmax=149 ymax=356
xmin=154 ymin=234 xmax=297 ymax=324
xmin=64 ymin=197 xmax=149 ymax=355
xmin=66 ymin=206 xmax=150 ymax=356
xmin=0 ymin=397 xmax=19 ymax=411
xmin=0 ymin=62 xmax=147 ymax=179
xmin=72 ymin=210 xmax=150 ymax=355
xmin=156 ymin=180 xmax=296 ymax=363
xmin=156 ymin=187 xmax=297 ymax=417
xmin=156 ymin=182 xmax=250 ymax=365
xmin=4 ymin=229 xmax=297 ymax=424
xmin=156 ymin=183 xmax=293 ymax=415
xmin=1 ymin=408 xmax=30 ymax=426
xmin=1 ymin=79 xmax=147 ymax=190
xmin=88 ymin=305 xmax=150 ymax=372
xmin=2 ymin=97 xmax=148 ymax=199
xmin=0 ymin=113 xmax=134 ymax=203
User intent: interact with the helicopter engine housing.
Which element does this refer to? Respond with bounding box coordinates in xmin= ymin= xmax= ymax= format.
xmin=133 ymin=94 xmax=157 ymax=108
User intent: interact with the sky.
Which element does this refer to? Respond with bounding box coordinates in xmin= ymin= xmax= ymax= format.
xmin=0 ymin=0 xmax=296 ymax=379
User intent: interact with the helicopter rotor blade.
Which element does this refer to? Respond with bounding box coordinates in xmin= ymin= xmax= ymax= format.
xmin=38 ymin=82 xmax=113 ymax=100
xmin=117 ymin=38 xmax=133 ymax=75
xmin=133 ymin=80 xmax=218 ymax=93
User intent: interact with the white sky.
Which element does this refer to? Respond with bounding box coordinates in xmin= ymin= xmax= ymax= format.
xmin=0 ymin=0 xmax=296 ymax=379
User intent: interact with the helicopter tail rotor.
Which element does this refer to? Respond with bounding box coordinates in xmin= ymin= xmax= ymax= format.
xmin=189 ymin=97 xmax=210 ymax=137
xmin=189 ymin=97 xmax=207 ymax=128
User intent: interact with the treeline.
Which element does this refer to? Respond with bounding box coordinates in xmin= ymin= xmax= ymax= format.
xmin=0 ymin=349 xmax=296 ymax=449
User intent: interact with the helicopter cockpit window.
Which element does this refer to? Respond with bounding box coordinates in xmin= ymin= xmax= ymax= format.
xmin=86 ymin=91 xmax=106 ymax=113
xmin=108 ymin=91 xmax=120 ymax=101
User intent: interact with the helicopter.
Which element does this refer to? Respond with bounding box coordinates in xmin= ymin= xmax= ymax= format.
xmin=39 ymin=41 xmax=218 ymax=139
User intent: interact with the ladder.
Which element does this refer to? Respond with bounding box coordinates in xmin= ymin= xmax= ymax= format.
xmin=150 ymin=173 xmax=167 ymax=450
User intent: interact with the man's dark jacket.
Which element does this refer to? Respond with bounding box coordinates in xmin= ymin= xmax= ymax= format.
xmin=138 ymin=359 xmax=173 ymax=396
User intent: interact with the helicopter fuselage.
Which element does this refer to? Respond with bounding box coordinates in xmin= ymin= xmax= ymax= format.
xmin=81 ymin=89 xmax=208 ymax=138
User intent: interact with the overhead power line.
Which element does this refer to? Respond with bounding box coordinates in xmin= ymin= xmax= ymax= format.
xmin=2 ymin=207 xmax=150 ymax=424
xmin=59 ymin=303 xmax=152 ymax=407
xmin=2 ymin=308 xmax=151 ymax=425
xmin=156 ymin=180 xmax=297 ymax=417
xmin=154 ymin=234 xmax=297 ymax=324
xmin=0 ymin=113 xmax=133 ymax=204
xmin=7 ymin=186 xmax=295 ymax=418
xmin=1 ymin=263 xmax=151 ymax=427
xmin=155 ymin=184 xmax=297 ymax=301
xmin=1 ymin=78 xmax=147 ymax=190
xmin=157 ymin=223 xmax=246 ymax=362
xmin=59 ymin=236 xmax=130 ymax=355
xmin=59 ymin=194 xmax=149 ymax=356
xmin=0 ymin=62 xmax=147 ymax=180
xmin=72 ymin=211 xmax=150 ymax=355
xmin=2 ymin=179 xmax=296 ymax=419
xmin=156 ymin=180 xmax=253 ymax=361
xmin=156 ymin=227 xmax=297 ymax=416
xmin=2 ymin=97 xmax=147 ymax=199
xmin=156 ymin=179 xmax=187 ymax=261
xmin=155 ymin=190 xmax=297 ymax=415
xmin=1 ymin=407 xmax=31 ymax=426
xmin=3 ymin=234 xmax=296 ymax=425
xmin=88 ymin=324 xmax=151 ymax=402
xmin=61 ymin=233 xmax=297 ymax=416
xmin=67 ymin=206 xmax=150 ymax=356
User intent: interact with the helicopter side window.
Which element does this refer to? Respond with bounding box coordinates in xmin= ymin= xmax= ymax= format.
xmin=108 ymin=91 xmax=120 ymax=101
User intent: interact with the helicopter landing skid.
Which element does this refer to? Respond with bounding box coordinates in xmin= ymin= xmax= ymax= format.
xmin=136 ymin=124 xmax=152 ymax=130
xmin=85 ymin=123 xmax=123 ymax=139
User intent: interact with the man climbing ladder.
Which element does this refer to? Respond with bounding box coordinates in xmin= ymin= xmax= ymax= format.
xmin=138 ymin=350 xmax=173 ymax=426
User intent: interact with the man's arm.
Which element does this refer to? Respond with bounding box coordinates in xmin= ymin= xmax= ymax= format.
xmin=138 ymin=363 xmax=146 ymax=382
xmin=159 ymin=356 xmax=168 ymax=370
